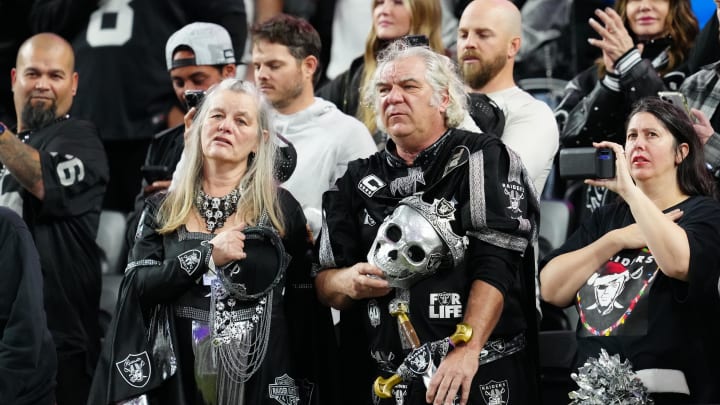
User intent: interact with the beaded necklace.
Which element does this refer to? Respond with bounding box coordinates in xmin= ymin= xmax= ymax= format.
xmin=577 ymin=268 xmax=658 ymax=336
xmin=194 ymin=187 xmax=241 ymax=233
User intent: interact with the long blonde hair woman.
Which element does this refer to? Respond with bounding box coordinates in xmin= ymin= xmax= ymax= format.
xmin=158 ymin=79 xmax=284 ymax=235
xmin=317 ymin=0 xmax=444 ymax=140
xmin=91 ymin=79 xmax=339 ymax=405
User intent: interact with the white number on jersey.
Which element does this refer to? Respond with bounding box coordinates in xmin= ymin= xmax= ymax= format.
xmin=86 ymin=0 xmax=134 ymax=47
xmin=57 ymin=157 xmax=86 ymax=186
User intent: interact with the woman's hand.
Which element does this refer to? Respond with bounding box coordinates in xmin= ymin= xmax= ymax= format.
xmin=585 ymin=141 xmax=637 ymax=198
xmin=588 ymin=8 xmax=636 ymax=72
xmin=209 ymin=223 xmax=247 ymax=266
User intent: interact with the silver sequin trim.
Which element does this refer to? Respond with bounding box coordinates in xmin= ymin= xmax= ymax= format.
xmin=174 ymin=306 xmax=210 ymax=322
xmin=506 ymin=148 xmax=522 ymax=185
xmin=177 ymin=226 xmax=212 ymax=242
xmin=125 ymin=259 xmax=162 ymax=272
xmin=318 ymin=209 xmax=337 ymax=269
xmin=467 ymin=229 xmax=528 ymax=253
xmin=469 ymin=151 xmax=486 ymax=229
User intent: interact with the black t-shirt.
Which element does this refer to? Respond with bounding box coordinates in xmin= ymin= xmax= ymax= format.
xmin=541 ymin=196 xmax=720 ymax=402
xmin=0 ymin=118 xmax=108 ymax=363
xmin=317 ymin=129 xmax=539 ymax=403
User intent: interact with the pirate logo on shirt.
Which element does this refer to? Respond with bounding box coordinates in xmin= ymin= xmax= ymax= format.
xmin=577 ymin=251 xmax=659 ymax=337
xmin=586 ymin=262 xmax=643 ymax=316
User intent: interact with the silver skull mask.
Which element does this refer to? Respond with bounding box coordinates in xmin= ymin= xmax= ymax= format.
xmin=367 ymin=195 xmax=468 ymax=289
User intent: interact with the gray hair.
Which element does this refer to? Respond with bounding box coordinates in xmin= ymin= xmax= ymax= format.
xmin=158 ymin=79 xmax=284 ymax=234
xmin=362 ymin=39 xmax=468 ymax=132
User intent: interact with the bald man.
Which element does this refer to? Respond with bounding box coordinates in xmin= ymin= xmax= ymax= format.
xmin=0 ymin=33 xmax=109 ymax=405
xmin=458 ymin=0 xmax=558 ymax=195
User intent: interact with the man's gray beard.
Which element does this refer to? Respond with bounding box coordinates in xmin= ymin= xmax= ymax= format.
xmin=21 ymin=100 xmax=58 ymax=131
xmin=462 ymin=54 xmax=506 ymax=90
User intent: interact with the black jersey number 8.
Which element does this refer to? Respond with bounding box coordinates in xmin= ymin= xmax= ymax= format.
xmin=86 ymin=0 xmax=134 ymax=47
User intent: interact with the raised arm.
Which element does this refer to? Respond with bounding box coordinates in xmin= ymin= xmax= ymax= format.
xmin=0 ymin=124 xmax=43 ymax=199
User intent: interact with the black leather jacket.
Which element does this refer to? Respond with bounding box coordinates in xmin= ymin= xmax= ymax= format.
xmin=555 ymin=38 xmax=685 ymax=147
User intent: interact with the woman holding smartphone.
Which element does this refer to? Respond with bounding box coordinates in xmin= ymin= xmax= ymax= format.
xmin=540 ymin=97 xmax=720 ymax=404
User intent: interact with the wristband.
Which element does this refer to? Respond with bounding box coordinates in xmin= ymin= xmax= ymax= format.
xmin=201 ymin=240 xmax=215 ymax=271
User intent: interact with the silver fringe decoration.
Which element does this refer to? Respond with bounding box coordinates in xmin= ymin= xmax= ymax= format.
xmin=569 ymin=349 xmax=653 ymax=405
xmin=195 ymin=278 xmax=274 ymax=405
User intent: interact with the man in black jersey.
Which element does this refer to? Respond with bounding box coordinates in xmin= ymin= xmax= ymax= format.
xmin=314 ymin=40 xmax=540 ymax=405
xmin=28 ymin=0 xmax=247 ymax=213
xmin=0 ymin=33 xmax=108 ymax=405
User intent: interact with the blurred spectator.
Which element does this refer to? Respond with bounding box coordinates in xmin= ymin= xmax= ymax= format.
xmin=682 ymin=1 xmax=720 ymax=75
xmin=0 ymin=207 xmax=57 ymax=405
xmin=316 ymin=0 xmax=444 ymax=147
xmin=325 ymin=0 xmax=373 ymax=80
xmin=0 ymin=33 xmax=109 ymax=405
xmin=0 ymin=1 xmax=32 ymax=126
xmin=458 ymin=0 xmax=559 ymax=194
xmin=251 ymin=14 xmax=377 ymax=241
xmin=555 ymin=0 xmax=698 ymax=214
xmin=29 ymin=0 xmax=247 ymax=213
xmin=514 ymin=0 xmax=574 ymax=80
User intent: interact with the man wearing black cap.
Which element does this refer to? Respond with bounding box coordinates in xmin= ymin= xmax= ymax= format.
xmin=139 ymin=22 xmax=238 ymax=197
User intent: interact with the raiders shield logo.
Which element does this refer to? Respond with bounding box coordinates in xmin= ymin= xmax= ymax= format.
xmin=115 ymin=351 xmax=152 ymax=388
xmin=268 ymin=374 xmax=300 ymax=405
xmin=479 ymin=380 xmax=509 ymax=405
xmin=177 ymin=249 xmax=201 ymax=276
xmin=405 ymin=344 xmax=432 ymax=376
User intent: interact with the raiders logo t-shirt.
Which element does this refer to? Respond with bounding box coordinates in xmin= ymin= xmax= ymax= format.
xmin=540 ymin=195 xmax=720 ymax=395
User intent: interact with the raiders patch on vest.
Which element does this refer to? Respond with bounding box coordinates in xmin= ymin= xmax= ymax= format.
xmin=359 ymin=175 xmax=387 ymax=197
xmin=115 ymin=351 xmax=152 ymax=388
xmin=479 ymin=379 xmax=509 ymax=405
xmin=501 ymin=181 xmax=525 ymax=219
xmin=177 ymin=249 xmax=202 ymax=276
xmin=269 ymin=374 xmax=300 ymax=405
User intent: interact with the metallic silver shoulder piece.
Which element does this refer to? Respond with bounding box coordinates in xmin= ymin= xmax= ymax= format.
xmin=367 ymin=194 xmax=468 ymax=289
